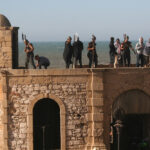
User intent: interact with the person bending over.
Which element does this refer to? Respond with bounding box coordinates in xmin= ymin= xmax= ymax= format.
xmin=35 ymin=55 xmax=50 ymax=69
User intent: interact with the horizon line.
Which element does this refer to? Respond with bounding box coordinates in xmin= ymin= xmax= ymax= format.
xmin=18 ymin=40 xmax=139 ymax=43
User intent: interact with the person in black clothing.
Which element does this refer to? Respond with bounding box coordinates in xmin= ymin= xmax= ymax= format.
xmin=109 ymin=37 xmax=116 ymax=66
xmin=24 ymin=39 xmax=36 ymax=69
xmin=35 ymin=55 xmax=50 ymax=69
xmin=63 ymin=36 xmax=73 ymax=68
xmin=87 ymin=35 xmax=98 ymax=68
xmin=123 ymin=36 xmax=135 ymax=67
xmin=72 ymin=34 xmax=84 ymax=68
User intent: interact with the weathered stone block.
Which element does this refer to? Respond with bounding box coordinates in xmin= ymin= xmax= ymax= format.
xmin=93 ymin=113 xmax=104 ymax=122
xmin=93 ymin=98 xmax=104 ymax=107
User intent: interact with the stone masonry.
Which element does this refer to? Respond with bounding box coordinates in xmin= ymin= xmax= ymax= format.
xmin=0 ymin=14 xmax=150 ymax=150
xmin=0 ymin=27 xmax=19 ymax=69
xmin=8 ymin=82 xmax=88 ymax=150
xmin=0 ymin=69 xmax=149 ymax=150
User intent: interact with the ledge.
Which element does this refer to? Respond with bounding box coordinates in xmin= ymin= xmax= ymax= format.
xmin=0 ymin=66 xmax=150 ymax=77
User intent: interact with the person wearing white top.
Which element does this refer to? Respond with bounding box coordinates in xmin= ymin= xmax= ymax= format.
xmin=135 ymin=37 xmax=145 ymax=67
xmin=143 ymin=38 xmax=150 ymax=67
xmin=114 ymin=38 xmax=121 ymax=68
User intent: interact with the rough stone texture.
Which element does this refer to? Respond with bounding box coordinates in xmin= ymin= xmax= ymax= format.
xmin=0 ymin=77 xmax=4 ymax=150
xmin=0 ymin=69 xmax=148 ymax=150
xmin=1 ymin=19 xmax=150 ymax=150
xmin=7 ymin=74 xmax=88 ymax=150
xmin=0 ymin=27 xmax=19 ymax=69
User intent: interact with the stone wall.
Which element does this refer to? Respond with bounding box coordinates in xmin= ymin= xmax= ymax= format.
xmin=0 ymin=76 xmax=4 ymax=150
xmin=6 ymin=69 xmax=90 ymax=150
xmin=102 ymin=69 xmax=150 ymax=149
xmin=0 ymin=27 xmax=19 ymax=69
xmin=0 ymin=68 xmax=150 ymax=150
xmin=8 ymin=83 xmax=88 ymax=150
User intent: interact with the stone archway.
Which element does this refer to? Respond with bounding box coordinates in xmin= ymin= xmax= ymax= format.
xmin=33 ymin=98 xmax=60 ymax=150
xmin=27 ymin=94 xmax=66 ymax=150
xmin=111 ymin=90 xmax=150 ymax=150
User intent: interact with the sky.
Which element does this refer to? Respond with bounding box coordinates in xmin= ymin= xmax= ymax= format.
xmin=1 ymin=0 xmax=150 ymax=41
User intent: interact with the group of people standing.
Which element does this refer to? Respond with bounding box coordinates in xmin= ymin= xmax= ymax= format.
xmin=63 ymin=34 xmax=98 ymax=68
xmin=23 ymin=34 xmax=150 ymax=69
xmin=109 ymin=34 xmax=150 ymax=68
xmin=63 ymin=34 xmax=83 ymax=68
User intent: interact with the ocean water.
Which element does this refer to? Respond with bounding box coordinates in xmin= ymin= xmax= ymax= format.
xmin=19 ymin=41 xmax=137 ymax=68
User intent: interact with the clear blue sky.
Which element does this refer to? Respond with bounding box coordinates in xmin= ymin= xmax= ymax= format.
xmin=1 ymin=0 xmax=150 ymax=41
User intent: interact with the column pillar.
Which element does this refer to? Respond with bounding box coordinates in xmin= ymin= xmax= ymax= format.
xmin=86 ymin=70 xmax=107 ymax=150
xmin=1 ymin=71 xmax=8 ymax=150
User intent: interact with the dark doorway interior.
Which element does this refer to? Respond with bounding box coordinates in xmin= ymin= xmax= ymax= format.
xmin=111 ymin=114 xmax=150 ymax=150
xmin=33 ymin=98 xmax=60 ymax=150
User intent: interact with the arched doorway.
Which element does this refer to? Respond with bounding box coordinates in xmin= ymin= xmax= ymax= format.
xmin=111 ymin=90 xmax=150 ymax=150
xmin=33 ymin=98 xmax=60 ymax=150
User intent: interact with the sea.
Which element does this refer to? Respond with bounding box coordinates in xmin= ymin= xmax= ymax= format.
xmin=19 ymin=41 xmax=137 ymax=68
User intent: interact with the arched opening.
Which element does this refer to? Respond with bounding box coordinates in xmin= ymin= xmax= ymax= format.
xmin=33 ymin=98 xmax=60 ymax=150
xmin=110 ymin=90 xmax=150 ymax=150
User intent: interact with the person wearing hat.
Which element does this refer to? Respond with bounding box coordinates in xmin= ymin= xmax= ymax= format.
xmin=87 ymin=35 xmax=98 ymax=68
xmin=24 ymin=39 xmax=36 ymax=69
xmin=63 ymin=36 xmax=73 ymax=68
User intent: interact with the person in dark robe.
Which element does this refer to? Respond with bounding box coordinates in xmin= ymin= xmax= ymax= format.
xmin=87 ymin=35 xmax=98 ymax=68
xmin=72 ymin=34 xmax=84 ymax=68
xmin=109 ymin=37 xmax=116 ymax=67
xmin=63 ymin=36 xmax=73 ymax=68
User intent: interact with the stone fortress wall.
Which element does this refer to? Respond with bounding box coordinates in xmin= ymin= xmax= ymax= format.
xmin=0 ymin=69 xmax=149 ymax=150
xmin=0 ymin=14 xmax=19 ymax=69
xmin=0 ymin=14 xmax=150 ymax=150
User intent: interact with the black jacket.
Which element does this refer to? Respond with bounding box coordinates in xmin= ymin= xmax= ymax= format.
xmin=63 ymin=41 xmax=73 ymax=62
xmin=109 ymin=42 xmax=116 ymax=54
xmin=73 ymin=40 xmax=83 ymax=58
